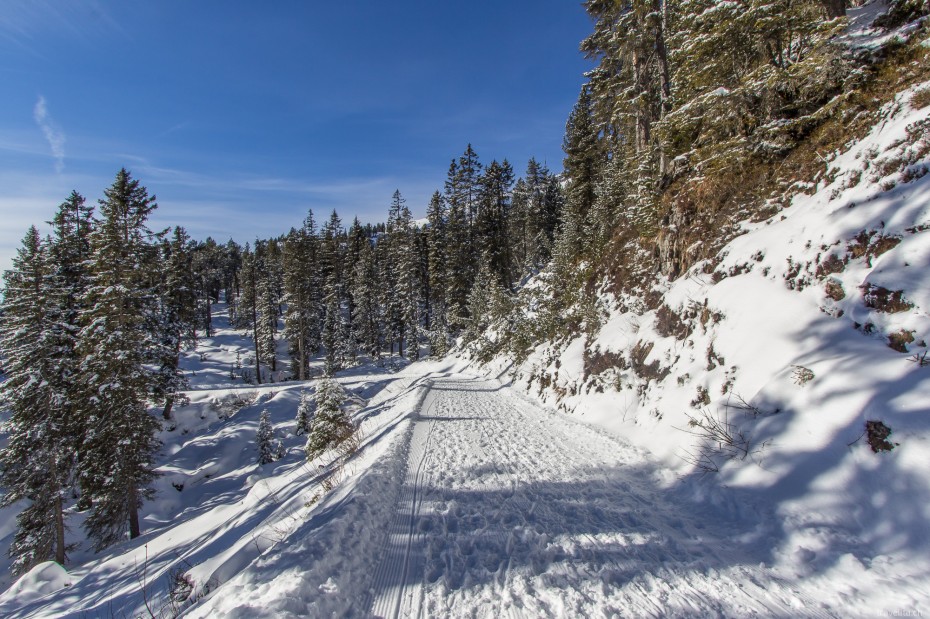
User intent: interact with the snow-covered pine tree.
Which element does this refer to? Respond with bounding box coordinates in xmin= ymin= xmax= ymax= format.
xmin=321 ymin=269 xmax=343 ymax=375
xmin=0 ymin=227 xmax=76 ymax=574
xmin=465 ymin=253 xmax=493 ymax=342
xmin=304 ymin=378 xmax=353 ymax=460
xmin=255 ymin=255 xmax=278 ymax=378
xmin=443 ymin=159 xmax=473 ymax=331
xmin=425 ymin=191 xmax=450 ymax=355
xmin=389 ymin=192 xmax=423 ymax=358
xmin=154 ymin=226 xmax=198 ymax=420
xmin=295 ymin=390 xmax=313 ymax=436
xmin=77 ymin=169 xmax=161 ymax=551
xmin=561 ymin=85 xmax=602 ymax=258
xmin=350 ymin=233 xmax=380 ymax=358
xmin=476 ymin=159 xmax=514 ymax=289
xmin=238 ymin=244 xmax=262 ymax=384
xmin=191 ymin=238 xmax=224 ymax=337
xmin=257 ymin=410 xmax=277 ymax=465
xmin=283 ymin=219 xmax=318 ymax=380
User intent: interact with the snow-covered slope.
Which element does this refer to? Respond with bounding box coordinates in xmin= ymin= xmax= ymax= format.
xmin=467 ymin=80 xmax=930 ymax=613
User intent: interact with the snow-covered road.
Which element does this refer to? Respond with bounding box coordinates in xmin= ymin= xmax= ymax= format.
xmin=366 ymin=375 xmax=832 ymax=618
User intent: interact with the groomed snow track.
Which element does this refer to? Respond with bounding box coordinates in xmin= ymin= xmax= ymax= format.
xmin=364 ymin=374 xmax=836 ymax=618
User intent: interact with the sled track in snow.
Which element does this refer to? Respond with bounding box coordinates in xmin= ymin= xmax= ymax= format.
xmin=366 ymin=375 xmax=839 ymax=618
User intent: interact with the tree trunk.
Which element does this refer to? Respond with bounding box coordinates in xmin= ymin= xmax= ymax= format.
xmin=54 ymin=493 xmax=65 ymax=565
xmin=51 ymin=452 xmax=66 ymax=565
xmin=128 ymin=485 xmax=141 ymax=539
xmin=298 ymin=314 xmax=306 ymax=381
xmin=204 ymin=297 xmax=213 ymax=337
xmin=252 ymin=309 xmax=262 ymax=385
xmin=162 ymin=395 xmax=175 ymax=420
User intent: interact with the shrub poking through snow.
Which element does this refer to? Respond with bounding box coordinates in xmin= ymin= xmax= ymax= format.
xmin=257 ymin=410 xmax=278 ymax=465
xmin=865 ymin=420 xmax=896 ymax=453
xmin=862 ymin=284 xmax=914 ymax=313
xmin=305 ymin=378 xmax=354 ymax=460
xmin=792 ymin=365 xmax=815 ymax=385
xmin=888 ymin=329 xmax=916 ymax=353
xmin=679 ymin=406 xmax=754 ymax=474
xmin=825 ymin=279 xmax=846 ymax=301
xmin=295 ymin=390 xmax=313 ymax=436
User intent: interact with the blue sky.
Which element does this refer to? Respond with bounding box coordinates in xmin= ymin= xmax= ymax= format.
xmin=0 ymin=1 xmax=592 ymax=271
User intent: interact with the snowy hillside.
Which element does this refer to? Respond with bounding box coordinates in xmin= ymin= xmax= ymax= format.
xmin=465 ymin=77 xmax=930 ymax=613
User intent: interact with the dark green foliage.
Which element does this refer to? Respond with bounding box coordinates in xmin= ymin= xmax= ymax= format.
xmin=0 ymin=227 xmax=73 ymax=573
xmin=257 ymin=410 xmax=277 ymax=465
xmin=283 ymin=214 xmax=322 ymax=380
xmin=305 ymin=378 xmax=353 ymax=460
xmin=295 ymin=391 xmax=313 ymax=436
xmin=78 ymin=169 xmax=162 ymax=551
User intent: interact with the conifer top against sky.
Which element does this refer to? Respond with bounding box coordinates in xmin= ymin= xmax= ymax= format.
xmin=0 ymin=1 xmax=592 ymax=272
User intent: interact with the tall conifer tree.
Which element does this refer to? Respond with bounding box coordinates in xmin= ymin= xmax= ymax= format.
xmin=77 ymin=169 xmax=161 ymax=550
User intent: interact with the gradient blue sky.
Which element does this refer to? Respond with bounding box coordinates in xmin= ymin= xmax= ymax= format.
xmin=0 ymin=1 xmax=593 ymax=271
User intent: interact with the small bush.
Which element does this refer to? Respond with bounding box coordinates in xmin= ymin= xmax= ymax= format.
xmin=679 ymin=406 xmax=754 ymax=474
xmin=211 ymin=390 xmax=258 ymax=419
xmin=911 ymin=87 xmax=930 ymax=110
xmin=792 ymin=365 xmax=815 ymax=385
xmin=295 ymin=390 xmax=313 ymax=436
xmin=690 ymin=386 xmax=711 ymax=408
xmin=305 ymin=378 xmax=354 ymax=460
xmin=862 ymin=284 xmax=914 ymax=313
xmin=816 ymin=253 xmax=846 ymax=278
xmin=257 ymin=410 xmax=283 ymax=465
xmin=888 ymin=329 xmax=916 ymax=352
xmin=583 ymin=346 xmax=626 ymax=379
xmin=825 ymin=278 xmax=846 ymax=301
xmin=865 ymin=420 xmax=896 ymax=453
xmin=655 ymin=304 xmax=692 ymax=339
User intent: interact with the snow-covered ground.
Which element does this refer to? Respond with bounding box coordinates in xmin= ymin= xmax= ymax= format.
xmin=464 ymin=75 xmax=930 ymax=616
xmin=2 ymin=289 xmax=927 ymax=617
xmin=0 ymin=19 xmax=928 ymax=616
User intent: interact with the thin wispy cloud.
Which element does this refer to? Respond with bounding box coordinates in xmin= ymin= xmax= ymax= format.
xmin=33 ymin=95 xmax=66 ymax=173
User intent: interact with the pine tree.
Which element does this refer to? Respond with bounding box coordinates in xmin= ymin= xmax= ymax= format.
xmin=387 ymin=191 xmax=422 ymax=358
xmin=77 ymin=169 xmax=161 ymax=551
xmin=255 ymin=254 xmax=277 ymax=379
xmin=304 ymin=378 xmax=353 ymax=460
xmin=192 ymin=238 xmax=224 ymax=337
xmin=238 ymin=244 xmax=263 ymax=384
xmin=465 ymin=253 xmax=494 ymax=341
xmin=476 ymin=159 xmax=515 ymax=289
xmin=154 ymin=226 xmax=198 ymax=420
xmin=425 ymin=191 xmax=450 ymax=355
xmin=319 ymin=211 xmax=348 ymax=373
xmin=350 ymin=234 xmax=380 ymax=358
xmin=257 ymin=410 xmax=277 ymax=465
xmin=444 ymin=159 xmax=473 ymax=330
xmin=562 ymin=86 xmax=602 ymax=256
xmin=0 ymin=227 xmax=75 ymax=573
xmin=295 ymin=391 xmax=313 ymax=436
